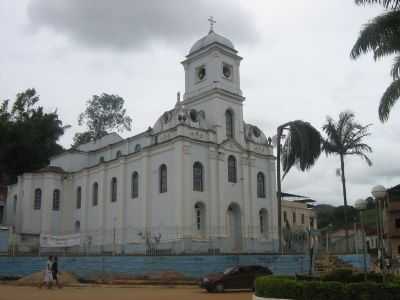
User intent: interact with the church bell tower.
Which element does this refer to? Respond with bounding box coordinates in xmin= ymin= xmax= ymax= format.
xmin=182 ymin=17 xmax=243 ymax=102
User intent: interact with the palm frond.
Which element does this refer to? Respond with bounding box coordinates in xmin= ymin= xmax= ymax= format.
xmin=379 ymin=78 xmax=400 ymax=121
xmin=322 ymin=112 xmax=372 ymax=165
xmin=350 ymin=10 xmax=400 ymax=59
xmin=281 ymin=120 xmax=322 ymax=179
xmin=355 ymin=0 xmax=400 ymax=9
xmin=391 ymin=55 xmax=400 ymax=79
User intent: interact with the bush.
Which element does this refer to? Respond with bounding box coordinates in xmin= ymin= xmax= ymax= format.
xmin=255 ymin=275 xmax=400 ymax=300
xmin=255 ymin=277 xmax=300 ymax=299
xmin=301 ymin=281 xmax=345 ymax=300
xmin=321 ymin=268 xmax=354 ymax=282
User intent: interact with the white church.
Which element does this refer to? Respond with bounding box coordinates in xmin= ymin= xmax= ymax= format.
xmin=6 ymin=24 xmax=278 ymax=254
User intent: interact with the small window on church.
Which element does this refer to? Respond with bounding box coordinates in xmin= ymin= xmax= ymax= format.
xmin=116 ymin=151 xmax=122 ymax=159
xmin=135 ymin=144 xmax=142 ymax=152
xmin=222 ymin=63 xmax=233 ymax=79
xmin=76 ymin=186 xmax=82 ymax=209
xmin=193 ymin=162 xmax=204 ymax=192
xmin=111 ymin=177 xmax=117 ymax=202
xmin=53 ymin=189 xmax=60 ymax=211
xmin=195 ymin=202 xmax=205 ymax=233
xmin=92 ymin=182 xmax=98 ymax=206
xmin=259 ymin=209 xmax=268 ymax=237
xmin=225 ymin=110 xmax=234 ymax=139
xmin=159 ymin=164 xmax=167 ymax=193
xmin=132 ymin=172 xmax=139 ymax=198
xmin=99 ymin=156 xmax=105 ymax=163
xmin=34 ymin=188 xmax=42 ymax=210
xmin=257 ymin=172 xmax=266 ymax=198
xmin=228 ymin=155 xmax=237 ymax=183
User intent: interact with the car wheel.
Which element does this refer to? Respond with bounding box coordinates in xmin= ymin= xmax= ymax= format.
xmin=215 ymin=283 xmax=224 ymax=293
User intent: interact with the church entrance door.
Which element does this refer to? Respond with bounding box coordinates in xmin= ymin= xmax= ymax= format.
xmin=227 ymin=203 xmax=242 ymax=252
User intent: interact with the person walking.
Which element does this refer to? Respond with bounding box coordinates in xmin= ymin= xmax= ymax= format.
xmin=39 ymin=256 xmax=53 ymax=289
xmin=52 ymin=256 xmax=62 ymax=288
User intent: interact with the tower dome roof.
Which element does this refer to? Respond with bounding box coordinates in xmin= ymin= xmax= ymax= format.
xmin=189 ymin=31 xmax=235 ymax=55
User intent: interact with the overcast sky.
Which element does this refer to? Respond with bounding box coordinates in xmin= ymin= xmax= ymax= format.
xmin=1 ymin=0 xmax=399 ymax=206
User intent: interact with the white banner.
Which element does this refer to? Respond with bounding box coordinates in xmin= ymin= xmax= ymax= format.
xmin=40 ymin=233 xmax=81 ymax=248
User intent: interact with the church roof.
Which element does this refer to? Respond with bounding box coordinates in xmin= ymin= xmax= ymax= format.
xmin=189 ymin=30 xmax=235 ymax=55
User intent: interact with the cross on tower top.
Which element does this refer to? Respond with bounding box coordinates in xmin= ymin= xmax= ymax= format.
xmin=208 ymin=16 xmax=216 ymax=33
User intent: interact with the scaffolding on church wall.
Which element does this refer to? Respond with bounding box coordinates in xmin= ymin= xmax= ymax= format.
xmin=5 ymin=225 xmax=328 ymax=257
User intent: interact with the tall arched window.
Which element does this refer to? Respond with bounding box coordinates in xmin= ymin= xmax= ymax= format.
xmin=292 ymin=212 xmax=296 ymax=224
xmin=195 ymin=202 xmax=206 ymax=234
xmin=34 ymin=188 xmax=42 ymax=210
xmin=228 ymin=155 xmax=237 ymax=183
xmin=131 ymin=172 xmax=139 ymax=198
xmin=53 ymin=189 xmax=60 ymax=211
xmin=135 ymin=144 xmax=142 ymax=152
xmin=259 ymin=209 xmax=268 ymax=237
xmin=116 ymin=150 xmax=122 ymax=159
xmin=159 ymin=164 xmax=167 ymax=193
xmin=225 ymin=109 xmax=234 ymax=138
xmin=257 ymin=172 xmax=266 ymax=198
xmin=76 ymin=186 xmax=82 ymax=209
xmin=111 ymin=177 xmax=117 ymax=202
xmin=92 ymin=182 xmax=98 ymax=206
xmin=193 ymin=162 xmax=204 ymax=191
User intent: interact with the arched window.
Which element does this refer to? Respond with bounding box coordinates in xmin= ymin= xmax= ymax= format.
xmin=257 ymin=172 xmax=266 ymax=198
xmin=99 ymin=156 xmax=105 ymax=163
xmin=225 ymin=109 xmax=234 ymax=138
xmin=116 ymin=150 xmax=122 ymax=158
xmin=159 ymin=164 xmax=167 ymax=193
xmin=194 ymin=202 xmax=206 ymax=234
xmin=292 ymin=212 xmax=296 ymax=224
xmin=92 ymin=182 xmax=98 ymax=206
xmin=53 ymin=189 xmax=60 ymax=211
xmin=193 ymin=162 xmax=204 ymax=191
xmin=135 ymin=144 xmax=142 ymax=152
xmin=74 ymin=221 xmax=81 ymax=233
xmin=111 ymin=177 xmax=117 ymax=202
xmin=131 ymin=172 xmax=139 ymax=198
xmin=76 ymin=186 xmax=82 ymax=209
xmin=259 ymin=209 xmax=268 ymax=237
xmin=34 ymin=188 xmax=42 ymax=210
xmin=228 ymin=155 xmax=237 ymax=183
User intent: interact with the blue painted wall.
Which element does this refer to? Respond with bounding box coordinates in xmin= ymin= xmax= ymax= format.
xmin=0 ymin=254 xmax=367 ymax=279
xmin=0 ymin=230 xmax=8 ymax=253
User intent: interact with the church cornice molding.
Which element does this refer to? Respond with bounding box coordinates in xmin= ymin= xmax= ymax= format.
xmin=183 ymin=87 xmax=245 ymax=106
xmin=182 ymin=43 xmax=241 ymax=64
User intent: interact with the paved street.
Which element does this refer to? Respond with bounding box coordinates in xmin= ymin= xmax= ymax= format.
xmin=0 ymin=285 xmax=252 ymax=300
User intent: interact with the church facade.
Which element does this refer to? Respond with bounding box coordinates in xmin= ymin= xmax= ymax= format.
xmin=6 ymin=28 xmax=278 ymax=254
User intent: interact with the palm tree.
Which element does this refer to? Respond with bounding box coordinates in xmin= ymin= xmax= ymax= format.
xmin=351 ymin=0 xmax=400 ymax=122
xmin=276 ymin=120 xmax=322 ymax=253
xmin=322 ymin=111 xmax=372 ymax=252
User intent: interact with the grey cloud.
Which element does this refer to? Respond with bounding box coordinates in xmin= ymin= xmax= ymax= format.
xmin=27 ymin=0 xmax=258 ymax=51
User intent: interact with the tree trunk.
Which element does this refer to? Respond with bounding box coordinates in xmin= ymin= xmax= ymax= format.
xmin=276 ymin=126 xmax=283 ymax=254
xmin=340 ymin=154 xmax=350 ymax=253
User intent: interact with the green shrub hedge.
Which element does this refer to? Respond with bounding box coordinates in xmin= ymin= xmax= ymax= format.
xmin=255 ymin=276 xmax=400 ymax=300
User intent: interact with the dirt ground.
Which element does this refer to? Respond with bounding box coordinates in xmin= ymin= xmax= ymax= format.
xmin=0 ymin=284 xmax=252 ymax=300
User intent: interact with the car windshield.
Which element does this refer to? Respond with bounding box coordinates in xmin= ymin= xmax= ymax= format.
xmin=223 ymin=267 xmax=236 ymax=275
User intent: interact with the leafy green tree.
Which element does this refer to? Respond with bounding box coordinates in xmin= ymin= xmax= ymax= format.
xmin=73 ymin=93 xmax=132 ymax=147
xmin=276 ymin=120 xmax=322 ymax=252
xmin=0 ymin=89 xmax=66 ymax=184
xmin=351 ymin=0 xmax=400 ymax=121
xmin=322 ymin=111 xmax=372 ymax=252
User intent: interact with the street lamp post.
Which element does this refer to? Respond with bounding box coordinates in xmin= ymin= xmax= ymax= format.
xmin=355 ymin=198 xmax=368 ymax=279
xmin=371 ymin=185 xmax=387 ymax=276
